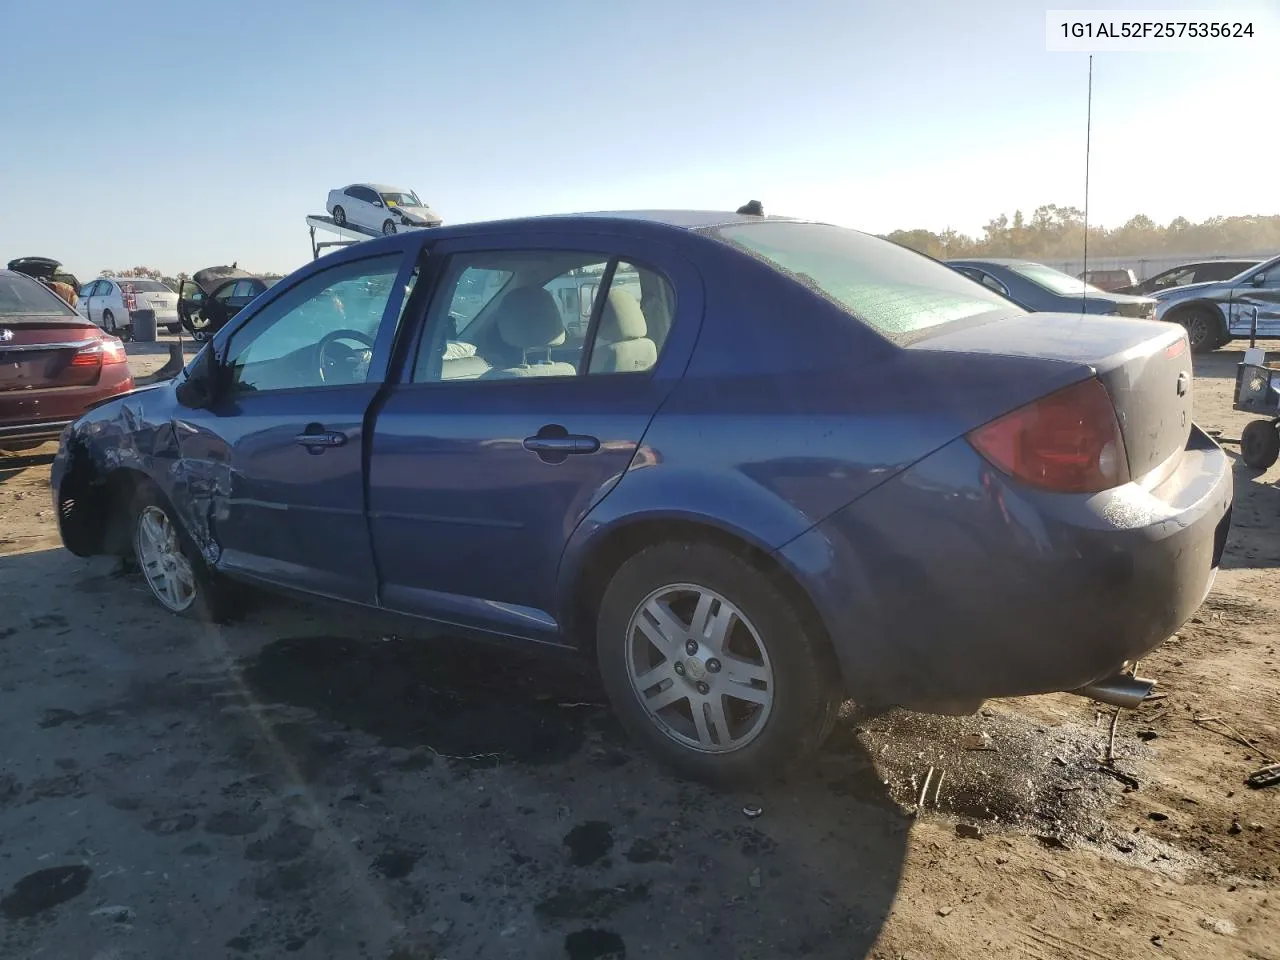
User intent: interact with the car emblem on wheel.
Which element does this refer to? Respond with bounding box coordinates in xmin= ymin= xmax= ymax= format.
xmin=0 ymin=328 xmax=14 ymax=342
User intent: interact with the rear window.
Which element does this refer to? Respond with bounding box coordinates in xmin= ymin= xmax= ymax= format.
xmin=1012 ymin=263 xmax=1105 ymax=296
xmin=0 ymin=273 xmax=78 ymax=318
xmin=121 ymin=279 xmax=172 ymax=292
xmin=710 ymin=221 xmax=1018 ymax=339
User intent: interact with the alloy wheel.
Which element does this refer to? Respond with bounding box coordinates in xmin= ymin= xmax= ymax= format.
xmin=135 ymin=505 xmax=197 ymax=612
xmin=625 ymin=583 xmax=774 ymax=753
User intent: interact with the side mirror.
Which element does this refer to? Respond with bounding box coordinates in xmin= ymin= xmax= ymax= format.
xmin=174 ymin=349 xmax=219 ymax=410
xmin=1251 ymin=272 xmax=1268 ymax=287
xmin=373 ymin=200 xmax=384 ymax=208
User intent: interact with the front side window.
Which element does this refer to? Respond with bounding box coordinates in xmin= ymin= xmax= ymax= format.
xmin=412 ymin=251 xmax=674 ymax=382
xmin=711 ymin=222 xmax=1018 ymax=340
xmin=225 ymin=253 xmax=402 ymax=394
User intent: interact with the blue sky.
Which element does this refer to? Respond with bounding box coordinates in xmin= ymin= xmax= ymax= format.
xmin=1 ymin=0 xmax=1276 ymax=278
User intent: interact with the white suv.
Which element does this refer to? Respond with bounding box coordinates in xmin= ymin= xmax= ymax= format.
xmin=77 ymin=278 xmax=181 ymax=337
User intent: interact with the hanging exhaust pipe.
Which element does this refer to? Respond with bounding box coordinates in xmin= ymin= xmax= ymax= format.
xmin=1074 ymin=674 xmax=1157 ymax=709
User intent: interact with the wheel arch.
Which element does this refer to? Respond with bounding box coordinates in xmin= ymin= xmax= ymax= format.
xmin=562 ymin=513 xmax=835 ymax=671
xmin=55 ymin=453 xmax=151 ymax=558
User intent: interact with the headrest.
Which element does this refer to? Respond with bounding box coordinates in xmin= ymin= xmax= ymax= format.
xmin=493 ymin=287 xmax=566 ymax=349
xmin=597 ymin=289 xmax=647 ymax=342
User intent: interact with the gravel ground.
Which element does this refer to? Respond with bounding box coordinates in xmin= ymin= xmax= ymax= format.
xmin=0 ymin=342 xmax=1276 ymax=960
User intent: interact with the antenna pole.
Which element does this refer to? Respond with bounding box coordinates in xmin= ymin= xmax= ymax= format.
xmin=1081 ymin=54 xmax=1093 ymax=313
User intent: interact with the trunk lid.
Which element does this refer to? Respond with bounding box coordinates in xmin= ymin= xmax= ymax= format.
xmin=0 ymin=322 xmax=106 ymax=391
xmin=912 ymin=312 xmax=1194 ymax=482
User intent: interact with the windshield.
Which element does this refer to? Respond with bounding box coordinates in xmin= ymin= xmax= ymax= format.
xmin=1011 ymin=262 xmax=1106 ymax=296
xmin=0 ymin=273 xmax=78 ymax=317
xmin=120 ymin=279 xmax=172 ymax=292
xmin=380 ymin=192 xmax=421 ymax=207
xmin=1233 ymin=257 xmax=1279 ymax=283
xmin=712 ymin=221 xmax=1018 ymax=339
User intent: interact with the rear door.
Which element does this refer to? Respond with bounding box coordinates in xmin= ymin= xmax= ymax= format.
xmin=175 ymin=249 xmax=416 ymax=602
xmin=367 ymin=231 xmax=702 ymax=639
xmin=1228 ymin=261 xmax=1280 ymax=338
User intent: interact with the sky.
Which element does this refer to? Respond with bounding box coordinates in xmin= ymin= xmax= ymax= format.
xmin=1 ymin=0 xmax=1277 ymax=279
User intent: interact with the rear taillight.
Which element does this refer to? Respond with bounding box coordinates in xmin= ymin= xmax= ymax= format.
xmin=967 ymin=377 xmax=1130 ymax=494
xmin=71 ymin=337 xmax=128 ymax=367
xmin=123 ymin=285 xmax=137 ymax=310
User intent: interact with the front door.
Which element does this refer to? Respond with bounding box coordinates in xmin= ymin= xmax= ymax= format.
xmin=175 ymin=250 xmax=413 ymax=602
xmin=367 ymin=233 xmax=700 ymax=640
xmin=1228 ymin=261 xmax=1280 ymax=338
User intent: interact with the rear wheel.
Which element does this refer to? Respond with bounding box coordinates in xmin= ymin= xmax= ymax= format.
xmin=102 ymin=309 xmax=117 ymax=334
xmin=332 ymin=205 xmax=347 ymax=227
xmin=1179 ymin=307 xmax=1221 ymax=353
xmin=130 ymin=484 xmax=236 ymax=621
xmin=1241 ymin=419 xmax=1280 ymax=470
xmin=596 ymin=541 xmax=841 ymax=787
xmin=382 ymin=219 xmax=397 ymax=236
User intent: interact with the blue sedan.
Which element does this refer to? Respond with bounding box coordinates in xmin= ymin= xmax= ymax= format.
xmin=51 ymin=211 xmax=1232 ymax=785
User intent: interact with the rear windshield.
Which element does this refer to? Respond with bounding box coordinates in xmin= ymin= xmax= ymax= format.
xmin=1012 ymin=262 xmax=1105 ymax=296
xmin=710 ymin=221 xmax=1018 ymax=339
xmin=121 ymin=279 xmax=172 ymax=292
xmin=0 ymin=273 xmax=78 ymax=318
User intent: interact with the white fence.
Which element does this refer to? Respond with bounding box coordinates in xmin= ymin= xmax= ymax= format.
xmin=1041 ymin=251 xmax=1275 ymax=281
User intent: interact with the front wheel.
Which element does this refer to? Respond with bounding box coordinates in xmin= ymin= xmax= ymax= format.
xmin=1240 ymin=419 xmax=1280 ymax=470
xmin=596 ymin=541 xmax=841 ymax=787
xmin=332 ymin=205 xmax=347 ymax=227
xmin=1179 ymin=308 xmax=1221 ymax=353
xmin=382 ymin=219 xmax=397 ymax=236
xmin=131 ymin=485 xmax=236 ymax=621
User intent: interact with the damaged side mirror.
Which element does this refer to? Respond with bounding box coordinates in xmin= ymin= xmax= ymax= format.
xmin=174 ymin=348 xmax=221 ymax=410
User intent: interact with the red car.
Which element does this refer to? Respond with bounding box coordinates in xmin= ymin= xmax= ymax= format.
xmin=0 ymin=269 xmax=134 ymax=451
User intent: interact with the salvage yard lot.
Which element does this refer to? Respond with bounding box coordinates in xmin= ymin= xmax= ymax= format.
xmin=0 ymin=343 xmax=1277 ymax=960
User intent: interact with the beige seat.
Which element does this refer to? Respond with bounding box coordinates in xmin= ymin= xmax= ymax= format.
xmin=482 ymin=286 xmax=578 ymax=379
xmin=589 ymin=289 xmax=658 ymax=374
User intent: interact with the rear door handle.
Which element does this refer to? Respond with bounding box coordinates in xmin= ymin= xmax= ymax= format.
xmin=523 ymin=434 xmax=600 ymax=454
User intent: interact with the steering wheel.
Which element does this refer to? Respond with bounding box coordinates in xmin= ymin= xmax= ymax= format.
xmin=317 ymin=328 xmax=376 ymax=384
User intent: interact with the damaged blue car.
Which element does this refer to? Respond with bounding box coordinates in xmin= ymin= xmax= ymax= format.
xmin=51 ymin=210 xmax=1233 ymax=785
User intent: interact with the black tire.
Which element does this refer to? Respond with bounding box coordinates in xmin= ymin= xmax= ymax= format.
xmin=165 ymin=323 xmax=181 ymax=334
xmin=332 ymin=205 xmax=347 ymax=227
xmin=1240 ymin=419 xmax=1280 ymax=471
xmin=0 ymin=441 xmax=46 ymax=453
xmin=596 ymin=540 xmax=842 ymax=787
xmin=102 ymin=309 xmax=117 ymax=335
xmin=1179 ymin=307 xmax=1222 ymax=353
xmin=382 ymin=219 xmax=397 ymax=236
xmin=129 ymin=482 xmax=238 ymax=622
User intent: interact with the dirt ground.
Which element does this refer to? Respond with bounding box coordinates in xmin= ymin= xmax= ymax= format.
xmin=0 ymin=340 xmax=1276 ymax=960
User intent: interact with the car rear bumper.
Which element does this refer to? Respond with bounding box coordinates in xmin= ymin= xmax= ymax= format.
xmin=779 ymin=425 xmax=1234 ymax=710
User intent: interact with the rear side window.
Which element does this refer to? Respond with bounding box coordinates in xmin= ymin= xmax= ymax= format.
xmin=711 ymin=221 xmax=1018 ymax=340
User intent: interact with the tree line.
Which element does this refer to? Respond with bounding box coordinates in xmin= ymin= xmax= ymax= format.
xmin=882 ymin=207 xmax=1280 ymax=261
xmin=99 ymin=266 xmax=285 ymax=289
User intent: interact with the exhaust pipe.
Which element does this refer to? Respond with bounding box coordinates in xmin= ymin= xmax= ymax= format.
xmin=1074 ymin=674 xmax=1156 ymax=709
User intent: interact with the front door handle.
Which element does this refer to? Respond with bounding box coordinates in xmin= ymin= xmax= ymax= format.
xmin=294 ymin=426 xmax=348 ymax=451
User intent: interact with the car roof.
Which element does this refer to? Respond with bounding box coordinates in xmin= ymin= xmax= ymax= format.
xmin=352 ymin=183 xmax=409 ymax=193
xmin=946 ymin=258 xmax=1036 ymax=267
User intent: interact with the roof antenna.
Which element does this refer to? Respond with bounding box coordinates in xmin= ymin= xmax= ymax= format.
xmin=736 ymin=200 xmax=764 ymax=217
xmin=1081 ymin=54 xmax=1093 ymax=314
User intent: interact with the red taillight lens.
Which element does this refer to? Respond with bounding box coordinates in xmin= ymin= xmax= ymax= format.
xmin=123 ymin=285 xmax=137 ymax=310
xmin=967 ymin=378 xmax=1130 ymax=494
xmin=71 ymin=337 xmax=128 ymax=367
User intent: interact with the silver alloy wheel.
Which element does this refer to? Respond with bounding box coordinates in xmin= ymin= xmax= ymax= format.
xmin=625 ymin=583 xmax=774 ymax=753
xmin=135 ymin=505 xmax=197 ymax=613
xmin=103 ymin=310 xmax=116 ymax=333
xmin=1183 ymin=311 xmax=1210 ymax=349
xmin=333 ymin=205 xmax=346 ymax=226
xmin=383 ymin=220 xmax=396 ymax=235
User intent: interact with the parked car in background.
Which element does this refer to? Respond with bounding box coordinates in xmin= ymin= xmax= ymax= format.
xmin=1151 ymin=254 xmax=1280 ymax=351
xmin=0 ymin=269 xmax=133 ymax=451
xmin=177 ymin=266 xmax=270 ymax=342
xmin=947 ymin=259 xmax=1157 ymax=318
xmin=1119 ymin=259 xmax=1264 ymax=296
xmin=1078 ymin=268 xmax=1137 ymax=292
xmin=51 ymin=211 xmax=1230 ymax=785
xmin=7 ymin=257 xmax=81 ymax=304
xmin=76 ymin=277 xmax=181 ymax=338
xmin=326 ymin=183 xmax=443 ymax=236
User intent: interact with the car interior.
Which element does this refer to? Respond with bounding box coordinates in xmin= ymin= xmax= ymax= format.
xmin=412 ymin=251 xmax=674 ymax=383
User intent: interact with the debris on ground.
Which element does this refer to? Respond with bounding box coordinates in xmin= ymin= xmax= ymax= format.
xmin=955 ymin=823 xmax=983 ymax=840
xmin=1245 ymin=763 xmax=1280 ymax=789
xmin=741 ymin=804 xmax=763 ymax=820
